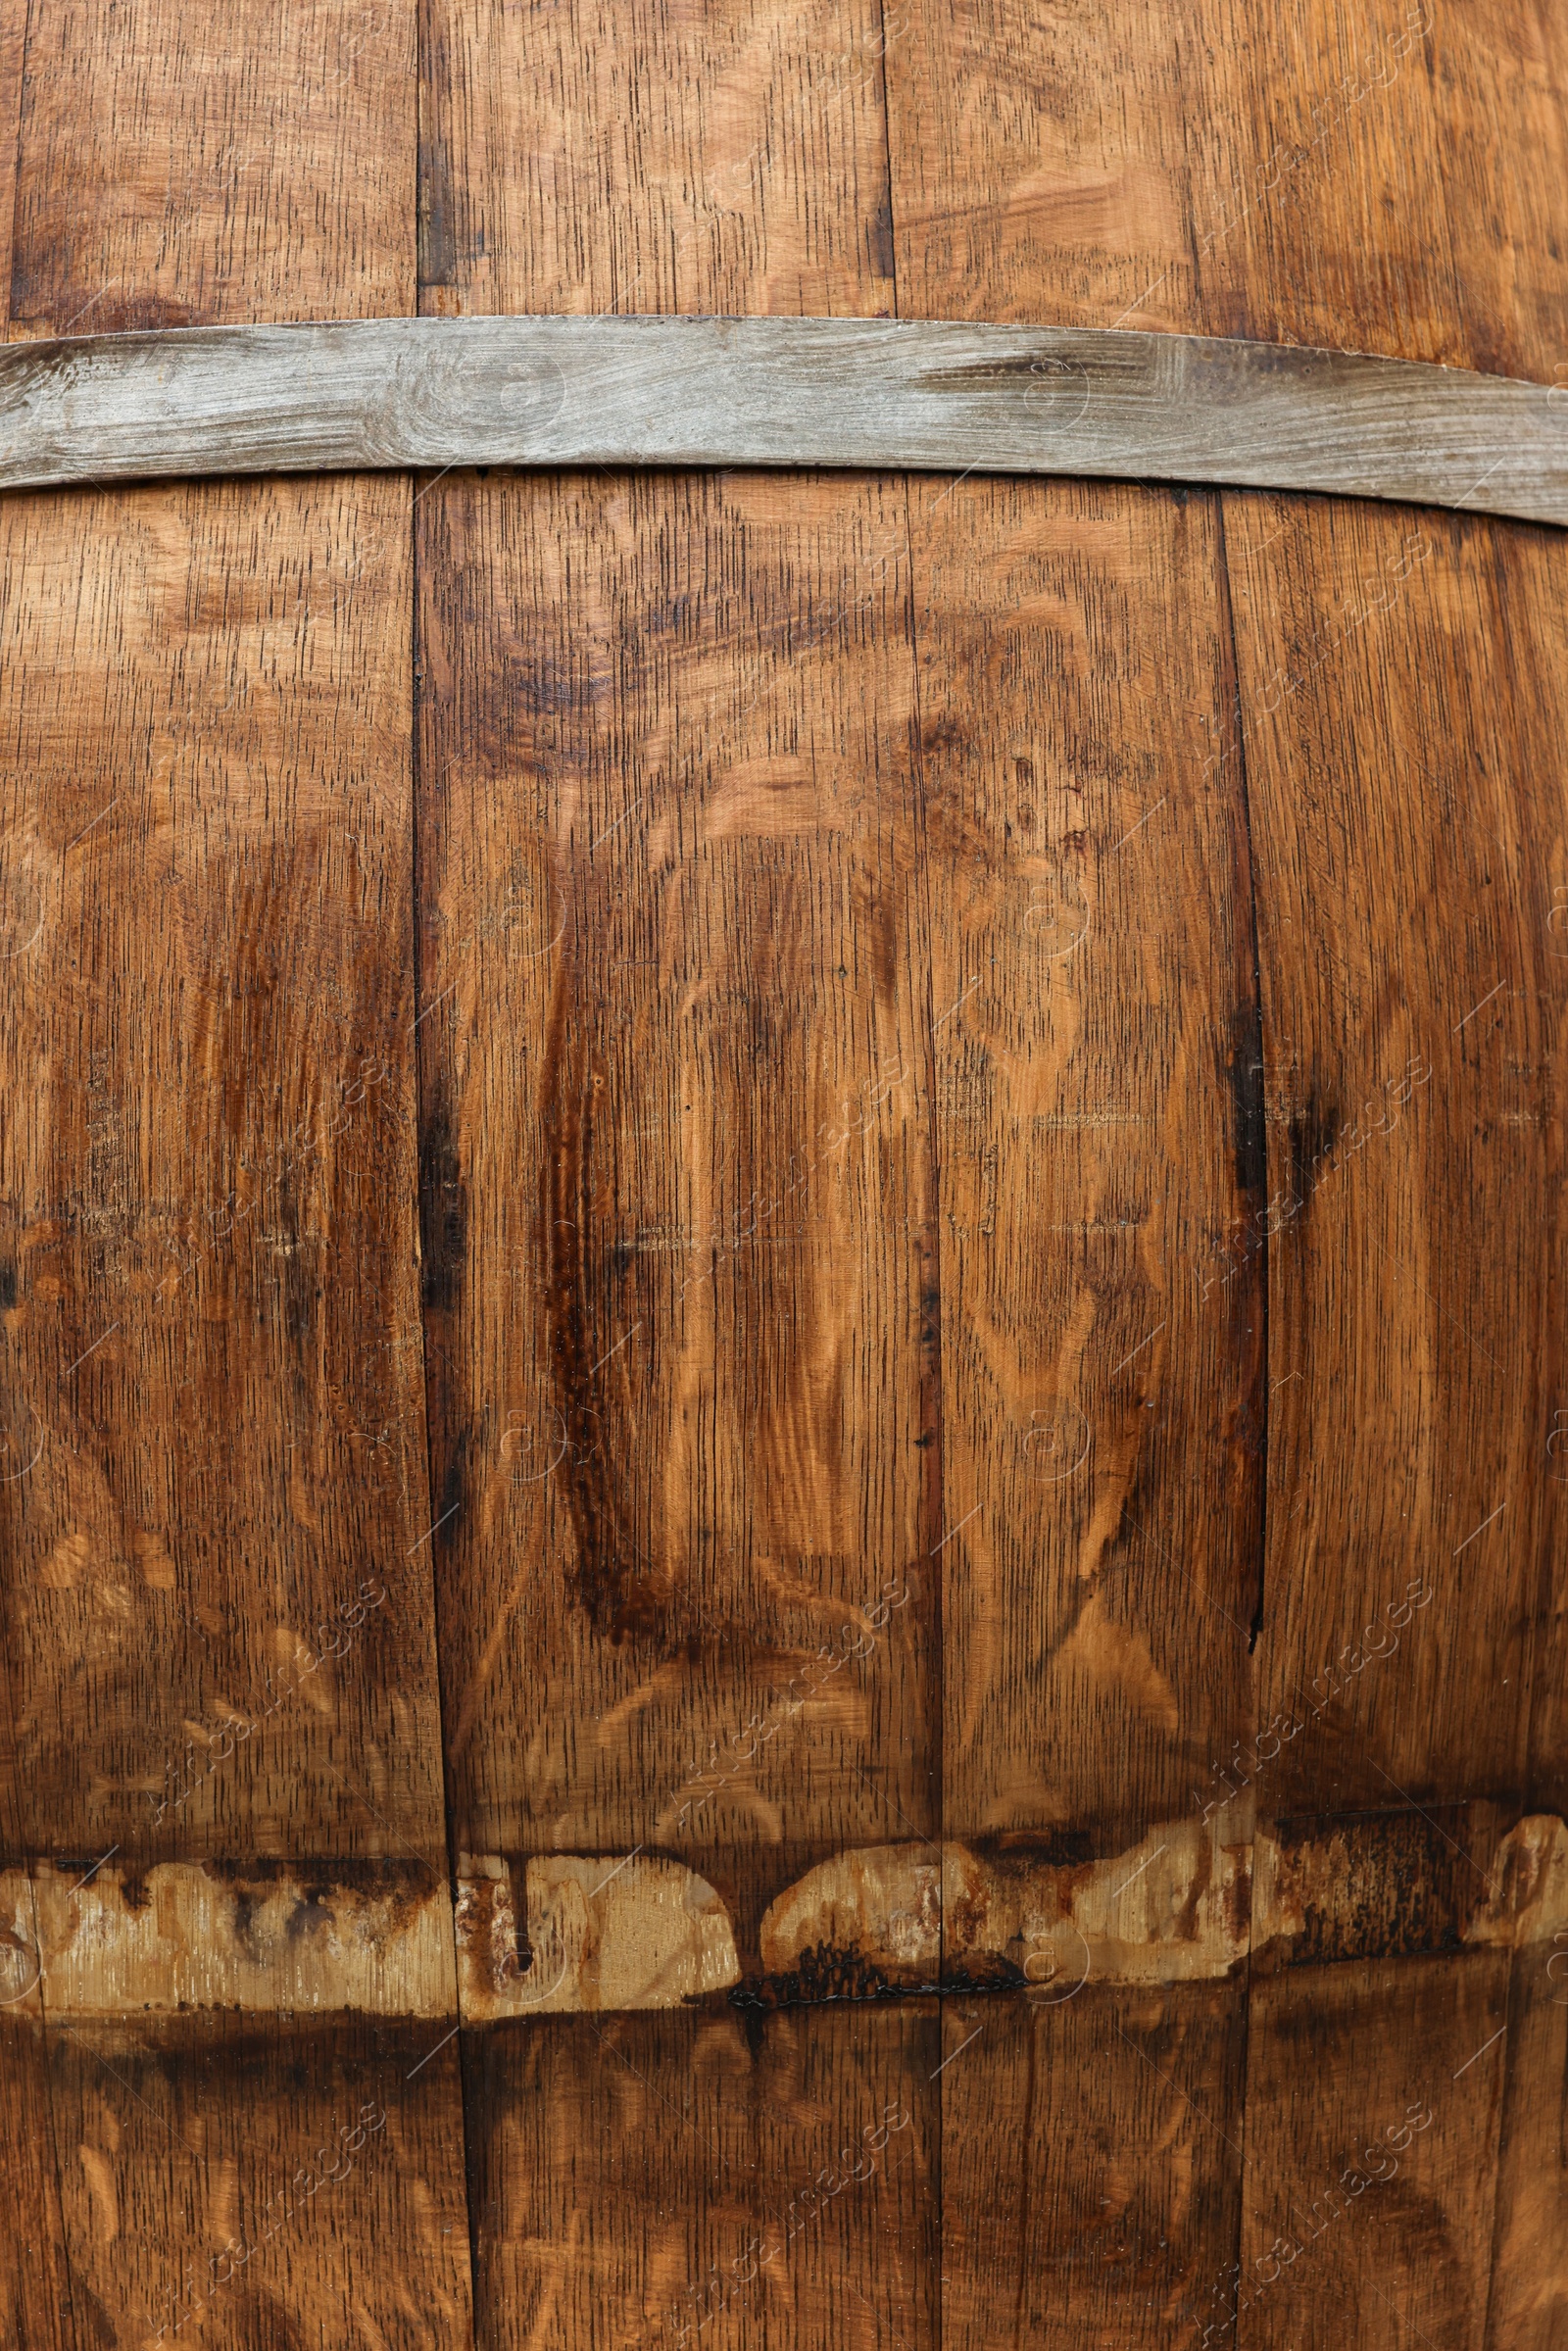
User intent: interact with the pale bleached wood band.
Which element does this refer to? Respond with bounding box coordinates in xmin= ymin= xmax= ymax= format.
xmin=2 ymin=316 xmax=1563 ymax=522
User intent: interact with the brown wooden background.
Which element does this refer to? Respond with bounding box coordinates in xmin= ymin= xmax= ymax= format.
xmin=0 ymin=1 xmax=1564 ymax=2345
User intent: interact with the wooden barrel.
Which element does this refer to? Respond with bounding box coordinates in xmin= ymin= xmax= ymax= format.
xmin=0 ymin=5 xmax=1563 ymax=2346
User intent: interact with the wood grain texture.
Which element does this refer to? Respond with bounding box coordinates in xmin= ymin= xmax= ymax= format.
xmin=885 ymin=0 xmax=1200 ymax=336
xmin=418 ymin=0 xmax=895 ymax=318
xmin=415 ymin=465 xmax=937 ymax=1902
xmin=0 ymin=1898 xmax=77 ymax=2351
xmin=941 ymin=1984 xmax=1247 ymax=2349
xmin=1221 ymin=495 xmax=1552 ymax=1814
xmin=4 ymin=318 xmax=1567 ymax=522
xmin=462 ymin=2002 xmax=938 ymax=2348
xmin=884 ymin=0 xmax=1565 ymax=384
xmin=0 ymin=3 xmax=1559 ymax=2345
xmin=41 ymin=2015 xmax=472 ymax=2350
xmin=911 ymin=472 xmax=1263 ymax=1843
xmin=1197 ymin=0 xmax=1568 ymax=383
xmin=1236 ymin=1951 xmax=1510 ymax=2351
xmin=1486 ymin=1933 xmax=1568 ymax=2349
xmin=8 ymin=0 xmax=415 ymax=337
xmin=0 ymin=0 xmax=24 ymax=340
xmin=0 ymin=474 xmax=445 ymax=1863
xmin=1192 ymin=0 xmax=1467 ymax=367
xmin=1480 ymin=521 xmax=1568 ymax=1824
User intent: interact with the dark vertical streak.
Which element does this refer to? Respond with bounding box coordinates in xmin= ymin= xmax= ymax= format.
xmin=1214 ymin=487 xmax=1270 ymax=2351
xmin=3 ymin=1 xmax=32 ymax=334
xmin=873 ymin=0 xmax=900 ymax=318
xmin=882 ymin=41 xmax=941 ymax=2331
xmin=416 ymin=0 xmax=458 ymax=300
xmin=409 ymin=475 xmax=483 ymax=2340
xmin=903 ymin=473 xmax=949 ymax=2351
xmin=1213 ymin=496 xmax=1269 ymax=1658
xmin=27 ymin=1874 xmax=84 ymax=2351
xmin=1009 ymin=2005 xmax=1039 ymax=2349
xmin=1484 ymin=526 xmax=1559 ymax=1818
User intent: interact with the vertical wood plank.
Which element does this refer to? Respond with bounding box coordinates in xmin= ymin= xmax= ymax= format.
xmin=0 ymin=0 xmax=25 ymax=336
xmin=9 ymin=0 xmax=415 ymax=334
xmin=941 ymin=1984 xmax=1247 ymax=2349
xmin=463 ymin=2002 xmax=938 ymax=2348
xmin=1485 ymin=1935 xmax=1568 ymax=2349
xmin=1222 ymin=496 xmax=1550 ymax=1814
xmin=883 ymin=0 xmax=1199 ymax=334
xmin=41 ymin=2015 xmax=472 ymax=2349
xmin=1192 ymin=0 xmax=1467 ymax=366
xmin=1487 ymin=528 xmax=1568 ymax=1822
xmin=911 ymin=474 xmax=1263 ymax=1844
xmin=419 ymin=0 xmax=895 ymax=318
xmin=0 ymin=476 xmax=446 ymax=1864
xmin=416 ymin=468 xmax=937 ymax=1900
xmin=1237 ymin=1952 xmax=1510 ymax=2351
xmin=0 ymin=1880 xmax=76 ymax=2351
xmin=1416 ymin=0 xmax=1567 ymax=383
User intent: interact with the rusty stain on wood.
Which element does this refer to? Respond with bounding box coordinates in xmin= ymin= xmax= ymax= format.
xmin=8 ymin=1821 xmax=1562 ymax=2023
xmin=1 ymin=1860 xmax=456 ymax=2019
xmin=453 ymin=1852 xmax=740 ymax=2019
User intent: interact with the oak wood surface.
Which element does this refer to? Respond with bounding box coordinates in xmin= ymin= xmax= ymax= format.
xmin=1490 ymin=520 xmax=1568 ymax=1826
xmin=886 ymin=0 xmax=1566 ymax=383
xmin=419 ymin=0 xmax=896 ymax=319
xmin=43 ymin=2016 xmax=473 ymax=2350
xmin=7 ymin=0 xmax=415 ymax=337
xmin=0 ymin=473 xmax=447 ymax=1865
xmin=940 ymin=1984 xmax=1247 ymax=2350
xmin=0 ymin=1 xmax=1561 ymax=2347
xmin=462 ymin=2002 xmax=938 ymax=2349
xmin=1236 ymin=1951 xmax=1510 ymax=2351
xmin=0 ymin=11 xmax=470 ymax=2346
xmin=415 ymin=464 xmax=938 ymax=1892
xmin=1223 ymin=494 xmax=1549 ymax=1815
xmin=0 ymin=2001 xmax=77 ymax=2351
xmin=910 ymin=471 xmax=1264 ymax=1843
xmin=1486 ymin=1935 xmax=1568 ymax=2350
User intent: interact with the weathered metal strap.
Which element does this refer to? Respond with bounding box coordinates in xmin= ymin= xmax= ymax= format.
xmin=1 ymin=316 xmax=1563 ymax=522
